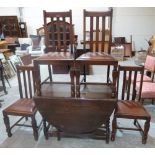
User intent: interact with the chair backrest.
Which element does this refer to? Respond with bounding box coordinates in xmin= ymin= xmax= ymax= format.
xmin=144 ymin=55 xmax=155 ymax=80
xmin=16 ymin=65 xmax=35 ymax=99
xmin=83 ymin=8 xmax=113 ymax=53
xmin=43 ymin=10 xmax=74 ymax=53
xmin=117 ymin=65 xmax=144 ymax=101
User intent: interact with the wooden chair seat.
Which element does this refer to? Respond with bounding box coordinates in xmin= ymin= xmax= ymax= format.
xmin=117 ymin=100 xmax=151 ymax=118
xmin=4 ymin=99 xmax=36 ymax=116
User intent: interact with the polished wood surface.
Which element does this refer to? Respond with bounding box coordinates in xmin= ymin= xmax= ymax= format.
xmin=111 ymin=65 xmax=151 ymax=144
xmin=75 ymin=52 xmax=118 ymax=89
xmin=34 ymin=95 xmax=116 ymax=134
xmin=33 ymin=52 xmax=75 ymax=97
xmin=76 ymin=52 xmax=117 ymax=65
xmin=33 ymin=51 xmax=118 ymax=143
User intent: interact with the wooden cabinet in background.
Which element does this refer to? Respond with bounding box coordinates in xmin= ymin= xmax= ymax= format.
xmin=123 ymin=43 xmax=132 ymax=57
xmin=0 ymin=16 xmax=21 ymax=37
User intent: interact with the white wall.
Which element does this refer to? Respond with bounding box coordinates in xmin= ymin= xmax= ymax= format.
xmin=112 ymin=7 xmax=155 ymax=51
xmin=0 ymin=7 xmax=19 ymax=16
xmin=1 ymin=7 xmax=155 ymax=51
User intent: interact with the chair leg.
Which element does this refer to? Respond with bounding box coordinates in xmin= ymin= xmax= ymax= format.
xmin=106 ymin=118 xmax=110 ymax=144
xmin=142 ymin=118 xmax=150 ymax=144
xmin=57 ymin=128 xmax=61 ymax=141
xmin=141 ymin=98 xmax=144 ymax=105
xmin=83 ymin=65 xmax=86 ymax=82
xmin=24 ymin=117 xmax=28 ymax=121
xmin=151 ymin=99 xmax=154 ymax=105
xmin=31 ymin=116 xmax=38 ymax=141
xmin=133 ymin=119 xmax=137 ymax=126
xmin=0 ymin=69 xmax=7 ymax=94
xmin=43 ymin=118 xmax=48 ymax=140
xmin=3 ymin=111 xmax=12 ymax=137
xmin=48 ymin=65 xmax=52 ymax=82
xmin=111 ymin=115 xmax=117 ymax=141
xmin=4 ymin=72 xmax=11 ymax=88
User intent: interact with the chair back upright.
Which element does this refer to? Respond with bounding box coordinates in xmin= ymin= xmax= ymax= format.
xmin=83 ymin=8 xmax=113 ymax=53
xmin=17 ymin=65 xmax=35 ymax=99
xmin=117 ymin=65 xmax=144 ymax=101
xmin=144 ymin=55 xmax=155 ymax=81
xmin=43 ymin=10 xmax=74 ymax=53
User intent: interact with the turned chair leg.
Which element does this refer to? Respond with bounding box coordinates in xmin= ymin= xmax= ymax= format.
xmin=3 ymin=111 xmax=12 ymax=137
xmin=142 ymin=118 xmax=150 ymax=144
xmin=106 ymin=118 xmax=110 ymax=144
xmin=31 ymin=116 xmax=38 ymax=141
xmin=1 ymin=73 xmax=7 ymax=94
xmin=43 ymin=118 xmax=48 ymax=140
xmin=111 ymin=116 xmax=117 ymax=141
xmin=133 ymin=119 xmax=137 ymax=126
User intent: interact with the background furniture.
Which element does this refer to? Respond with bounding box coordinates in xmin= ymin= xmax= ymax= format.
xmin=15 ymin=38 xmax=31 ymax=55
xmin=19 ymin=22 xmax=28 ymax=38
xmin=130 ymin=55 xmax=155 ymax=83
xmin=0 ymin=53 xmax=11 ymax=87
xmin=15 ymin=37 xmax=45 ymax=58
xmin=3 ymin=65 xmax=42 ymax=141
xmin=113 ymin=36 xmax=132 ymax=57
xmin=0 ymin=59 xmax=7 ymax=94
xmin=0 ymin=16 xmax=21 ymax=37
xmin=111 ymin=65 xmax=151 ymax=144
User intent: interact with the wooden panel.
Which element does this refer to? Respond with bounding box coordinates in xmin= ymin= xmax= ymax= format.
xmin=0 ymin=16 xmax=21 ymax=37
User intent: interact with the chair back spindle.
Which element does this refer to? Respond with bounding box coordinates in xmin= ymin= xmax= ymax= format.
xmin=118 ymin=65 xmax=144 ymax=101
xmin=17 ymin=65 xmax=35 ymax=99
xmin=83 ymin=8 xmax=113 ymax=53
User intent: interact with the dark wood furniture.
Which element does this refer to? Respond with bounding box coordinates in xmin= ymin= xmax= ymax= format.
xmin=43 ymin=10 xmax=74 ymax=53
xmin=3 ymin=65 xmax=42 ymax=141
xmin=19 ymin=22 xmax=28 ymax=38
xmin=33 ymin=52 xmax=118 ymax=143
xmin=83 ymin=8 xmax=113 ymax=54
xmin=0 ymin=16 xmax=21 ymax=37
xmin=43 ymin=10 xmax=76 ymax=74
xmin=111 ymin=65 xmax=151 ymax=144
xmin=20 ymin=54 xmax=32 ymax=65
xmin=75 ymin=52 xmax=118 ymax=94
xmin=82 ymin=9 xmax=113 ymax=82
xmin=112 ymin=36 xmax=132 ymax=57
